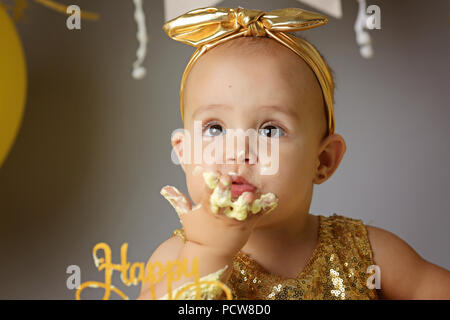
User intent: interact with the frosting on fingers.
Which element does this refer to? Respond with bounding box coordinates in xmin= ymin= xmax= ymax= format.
xmin=160 ymin=186 xmax=190 ymax=216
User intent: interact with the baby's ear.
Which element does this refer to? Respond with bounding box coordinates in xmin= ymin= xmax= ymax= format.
xmin=171 ymin=130 xmax=187 ymax=172
xmin=313 ymin=133 xmax=346 ymax=184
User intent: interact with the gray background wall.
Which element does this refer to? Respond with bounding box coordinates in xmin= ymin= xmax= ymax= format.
xmin=0 ymin=0 xmax=448 ymax=299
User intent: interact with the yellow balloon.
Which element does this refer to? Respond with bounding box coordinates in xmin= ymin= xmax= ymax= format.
xmin=0 ymin=6 xmax=27 ymax=169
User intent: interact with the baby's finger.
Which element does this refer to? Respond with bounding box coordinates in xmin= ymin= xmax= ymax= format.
xmin=178 ymin=170 xmax=216 ymax=215
xmin=210 ymin=174 xmax=234 ymax=215
xmin=160 ymin=186 xmax=192 ymax=220
xmin=217 ymin=174 xmax=232 ymax=192
xmin=192 ymin=166 xmax=217 ymax=212
xmin=200 ymin=170 xmax=220 ymax=206
xmin=241 ymin=191 xmax=255 ymax=204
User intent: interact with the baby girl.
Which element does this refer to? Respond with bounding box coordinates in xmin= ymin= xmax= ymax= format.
xmin=138 ymin=7 xmax=450 ymax=300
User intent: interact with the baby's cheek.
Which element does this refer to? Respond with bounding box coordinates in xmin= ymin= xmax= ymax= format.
xmin=269 ymin=158 xmax=307 ymax=197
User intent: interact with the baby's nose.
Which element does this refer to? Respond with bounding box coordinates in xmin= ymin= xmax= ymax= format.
xmin=223 ymin=128 xmax=258 ymax=165
xmin=225 ymin=141 xmax=257 ymax=165
xmin=227 ymin=150 xmax=249 ymax=163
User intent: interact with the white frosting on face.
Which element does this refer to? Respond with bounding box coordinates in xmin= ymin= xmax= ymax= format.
xmin=202 ymin=171 xmax=278 ymax=221
xmin=220 ymin=176 xmax=231 ymax=187
xmin=209 ymin=184 xmax=232 ymax=214
xmin=223 ymin=194 xmax=250 ymax=221
xmin=202 ymin=171 xmax=220 ymax=189
xmin=250 ymin=192 xmax=278 ymax=214
xmin=193 ymin=166 xmax=203 ymax=176
xmin=161 ymin=172 xmax=278 ymax=222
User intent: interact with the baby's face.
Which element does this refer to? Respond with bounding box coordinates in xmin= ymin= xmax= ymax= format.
xmin=174 ymin=38 xmax=329 ymax=225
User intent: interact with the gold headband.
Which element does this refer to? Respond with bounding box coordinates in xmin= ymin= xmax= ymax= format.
xmin=163 ymin=7 xmax=335 ymax=135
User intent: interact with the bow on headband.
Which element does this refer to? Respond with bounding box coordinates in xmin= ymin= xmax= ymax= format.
xmin=163 ymin=7 xmax=335 ymax=135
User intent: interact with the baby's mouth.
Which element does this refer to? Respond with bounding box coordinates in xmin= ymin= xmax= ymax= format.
xmin=231 ymin=176 xmax=257 ymax=198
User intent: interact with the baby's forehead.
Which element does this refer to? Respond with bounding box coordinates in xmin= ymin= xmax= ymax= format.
xmin=184 ymin=36 xmax=322 ymax=109
xmin=186 ymin=37 xmax=318 ymax=93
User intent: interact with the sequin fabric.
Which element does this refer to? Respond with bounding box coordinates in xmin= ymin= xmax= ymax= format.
xmin=171 ymin=214 xmax=379 ymax=300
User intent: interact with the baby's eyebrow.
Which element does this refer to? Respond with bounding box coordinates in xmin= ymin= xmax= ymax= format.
xmin=192 ymin=104 xmax=298 ymax=120
xmin=257 ymin=105 xmax=299 ymax=120
xmin=192 ymin=104 xmax=232 ymax=118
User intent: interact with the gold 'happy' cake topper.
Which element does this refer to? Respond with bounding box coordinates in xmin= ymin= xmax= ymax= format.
xmin=76 ymin=242 xmax=232 ymax=300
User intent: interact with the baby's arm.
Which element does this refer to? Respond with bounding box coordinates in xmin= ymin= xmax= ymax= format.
xmin=366 ymin=225 xmax=450 ymax=299
xmin=138 ymin=171 xmax=278 ymax=300
xmin=137 ymin=235 xmax=234 ymax=300
xmin=137 ymin=235 xmax=183 ymax=300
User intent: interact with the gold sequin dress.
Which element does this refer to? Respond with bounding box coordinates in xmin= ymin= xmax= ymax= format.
xmin=171 ymin=214 xmax=379 ymax=300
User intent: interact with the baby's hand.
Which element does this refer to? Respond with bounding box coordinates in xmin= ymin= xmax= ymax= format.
xmin=160 ymin=170 xmax=278 ymax=257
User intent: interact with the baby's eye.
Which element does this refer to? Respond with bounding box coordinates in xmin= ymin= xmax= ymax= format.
xmin=203 ymin=122 xmax=226 ymax=137
xmin=259 ymin=124 xmax=285 ymax=138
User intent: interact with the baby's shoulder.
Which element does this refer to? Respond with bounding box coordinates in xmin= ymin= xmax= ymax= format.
xmin=146 ymin=230 xmax=185 ymax=266
xmin=326 ymin=213 xmax=428 ymax=267
xmin=361 ymin=221 xmax=442 ymax=299
xmin=321 ymin=213 xmax=407 ymax=259
xmin=139 ymin=234 xmax=185 ymax=298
